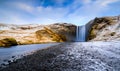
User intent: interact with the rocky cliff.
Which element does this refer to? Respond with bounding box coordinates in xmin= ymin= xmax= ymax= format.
xmin=47 ymin=23 xmax=76 ymax=41
xmin=0 ymin=23 xmax=76 ymax=47
xmin=86 ymin=15 xmax=120 ymax=41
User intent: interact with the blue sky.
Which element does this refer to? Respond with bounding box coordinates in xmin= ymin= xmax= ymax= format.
xmin=0 ymin=0 xmax=120 ymax=25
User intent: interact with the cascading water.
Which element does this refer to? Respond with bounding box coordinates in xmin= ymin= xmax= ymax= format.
xmin=76 ymin=25 xmax=86 ymax=42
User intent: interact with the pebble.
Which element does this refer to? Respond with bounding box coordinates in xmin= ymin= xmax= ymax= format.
xmin=1 ymin=42 xmax=120 ymax=71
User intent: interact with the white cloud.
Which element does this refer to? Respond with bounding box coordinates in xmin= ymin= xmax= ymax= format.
xmin=82 ymin=0 xmax=92 ymax=4
xmin=96 ymin=0 xmax=119 ymax=6
xmin=65 ymin=0 xmax=119 ymax=25
xmin=1 ymin=0 xmax=119 ymax=25
xmin=0 ymin=11 xmax=28 ymax=24
xmin=36 ymin=6 xmax=43 ymax=12
xmin=13 ymin=3 xmax=34 ymax=14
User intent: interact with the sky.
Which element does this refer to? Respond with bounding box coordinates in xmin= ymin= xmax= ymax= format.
xmin=0 ymin=0 xmax=120 ymax=26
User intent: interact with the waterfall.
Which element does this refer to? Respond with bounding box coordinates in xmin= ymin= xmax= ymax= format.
xmin=76 ymin=25 xmax=86 ymax=42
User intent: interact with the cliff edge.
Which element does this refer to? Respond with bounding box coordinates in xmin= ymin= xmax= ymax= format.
xmin=86 ymin=15 xmax=120 ymax=41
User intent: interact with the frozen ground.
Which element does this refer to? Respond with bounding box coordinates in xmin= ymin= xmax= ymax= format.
xmin=1 ymin=41 xmax=120 ymax=71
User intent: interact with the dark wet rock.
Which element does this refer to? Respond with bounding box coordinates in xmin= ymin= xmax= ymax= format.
xmin=12 ymin=56 xmax=15 ymax=58
xmin=7 ymin=60 xmax=11 ymax=63
xmin=3 ymin=60 xmax=7 ymax=62
xmin=1 ymin=63 xmax=6 ymax=66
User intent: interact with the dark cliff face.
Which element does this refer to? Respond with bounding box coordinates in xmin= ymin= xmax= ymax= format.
xmin=85 ymin=20 xmax=94 ymax=41
xmin=86 ymin=15 xmax=120 ymax=41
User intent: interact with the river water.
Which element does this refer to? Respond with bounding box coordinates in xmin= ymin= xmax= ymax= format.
xmin=0 ymin=43 xmax=60 ymax=66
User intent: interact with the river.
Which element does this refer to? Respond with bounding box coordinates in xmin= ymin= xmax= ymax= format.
xmin=0 ymin=43 xmax=60 ymax=66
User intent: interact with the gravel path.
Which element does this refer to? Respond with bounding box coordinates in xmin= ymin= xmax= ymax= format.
xmin=0 ymin=41 xmax=120 ymax=71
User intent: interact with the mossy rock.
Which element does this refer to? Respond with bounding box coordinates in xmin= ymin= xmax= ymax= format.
xmin=0 ymin=38 xmax=18 ymax=47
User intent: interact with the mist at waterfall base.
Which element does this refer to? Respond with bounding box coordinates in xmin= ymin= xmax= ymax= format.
xmin=76 ymin=26 xmax=86 ymax=42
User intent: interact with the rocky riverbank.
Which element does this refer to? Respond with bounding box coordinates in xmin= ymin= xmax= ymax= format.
xmin=1 ymin=41 xmax=120 ymax=71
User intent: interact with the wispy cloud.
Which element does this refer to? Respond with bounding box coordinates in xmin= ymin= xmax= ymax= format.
xmin=97 ymin=0 xmax=119 ymax=6
xmin=0 ymin=0 xmax=120 ymax=25
xmin=17 ymin=3 xmax=34 ymax=13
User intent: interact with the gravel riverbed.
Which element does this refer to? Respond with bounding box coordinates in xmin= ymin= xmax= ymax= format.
xmin=0 ymin=41 xmax=120 ymax=71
